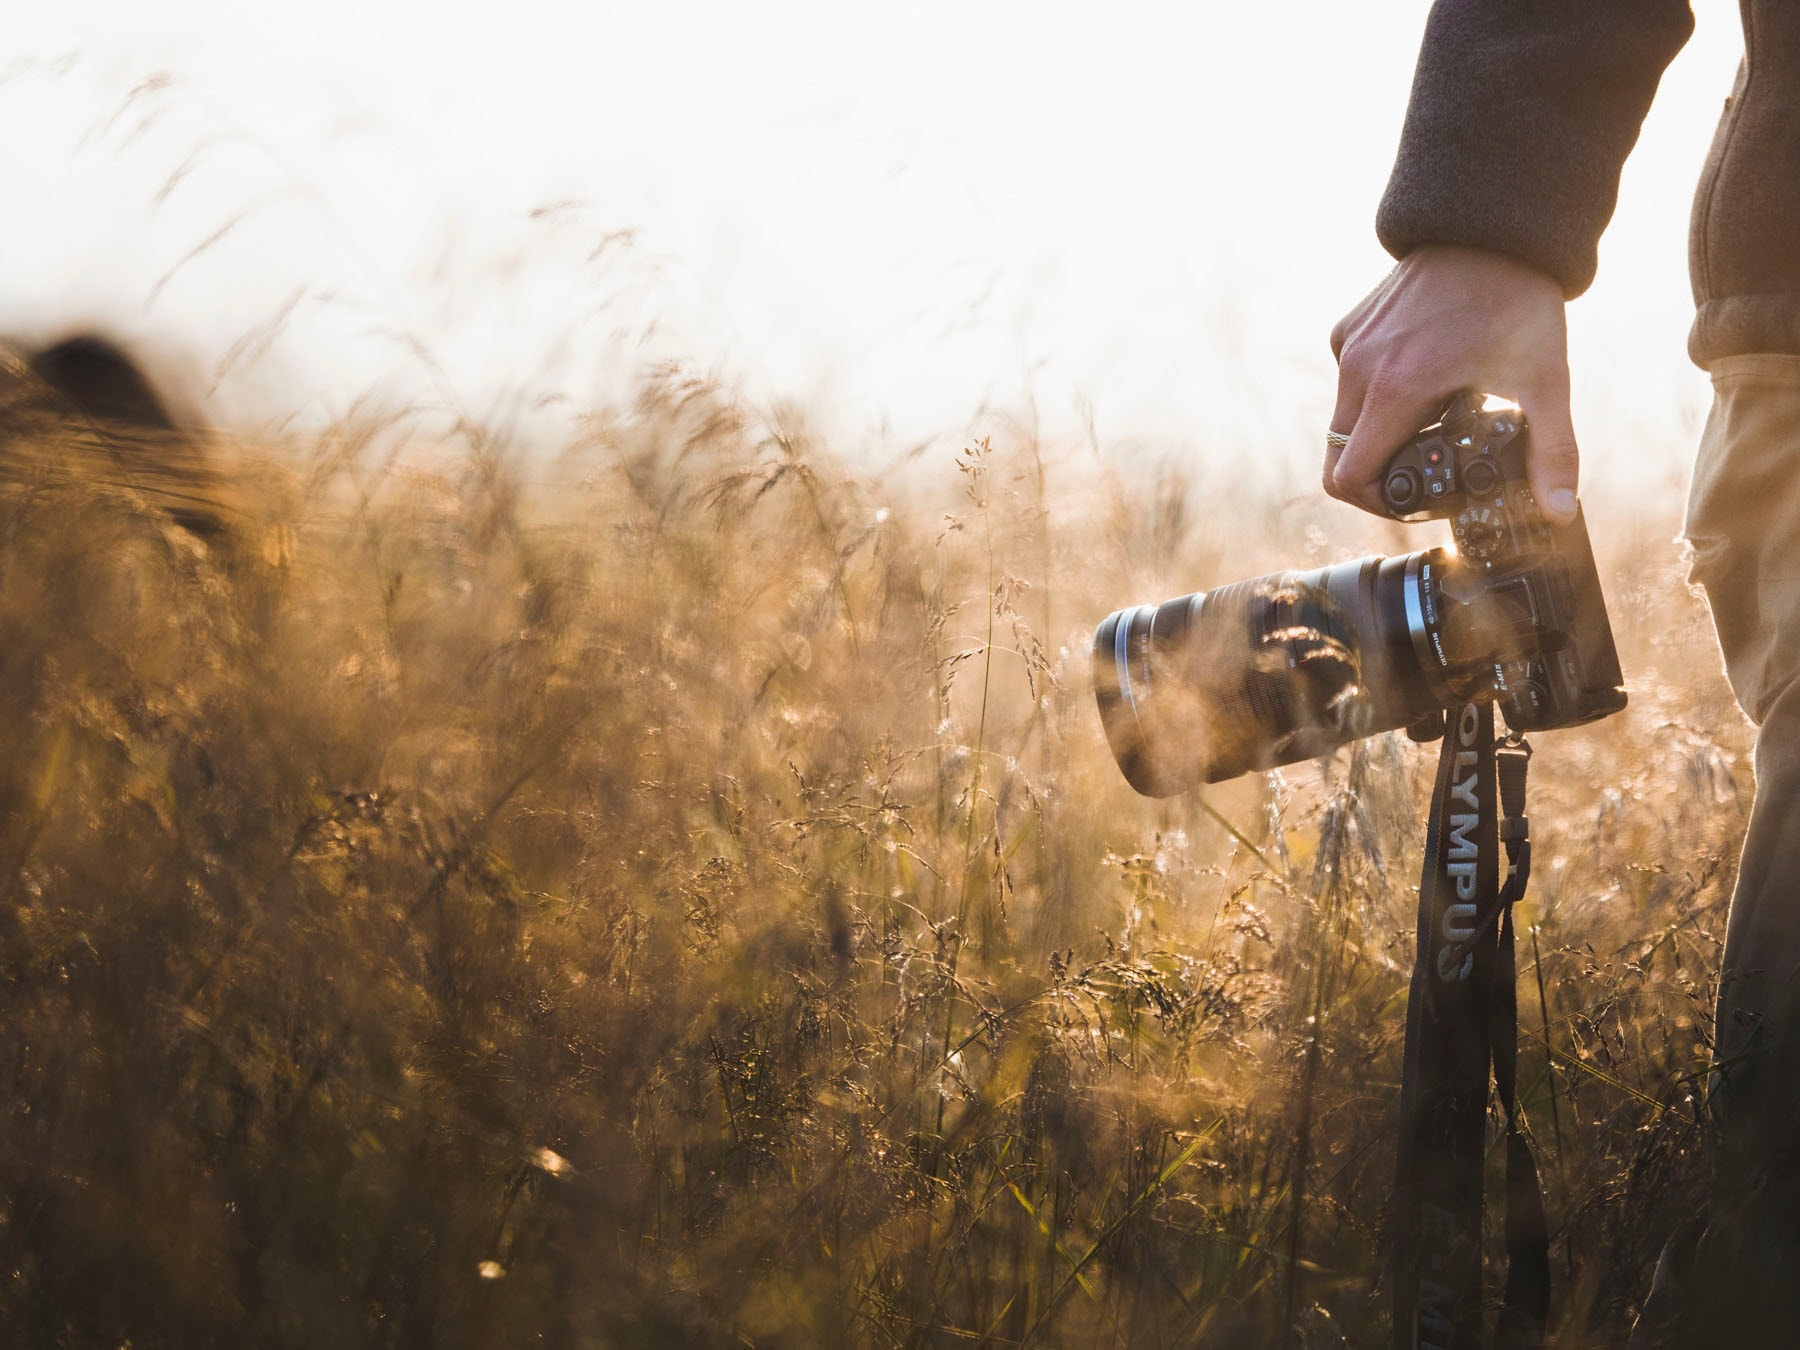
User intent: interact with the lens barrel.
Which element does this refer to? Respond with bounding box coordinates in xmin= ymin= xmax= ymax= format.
xmin=1093 ymin=552 xmax=1446 ymax=794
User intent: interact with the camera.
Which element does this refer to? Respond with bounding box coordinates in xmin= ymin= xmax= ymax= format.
xmin=1092 ymin=394 xmax=1627 ymax=795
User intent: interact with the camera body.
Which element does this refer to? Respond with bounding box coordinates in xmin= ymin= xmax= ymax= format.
xmin=1092 ymin=394 xmax=1627 ymax=794
xmin=1376 ymin=393 xmax=1625 ymax=733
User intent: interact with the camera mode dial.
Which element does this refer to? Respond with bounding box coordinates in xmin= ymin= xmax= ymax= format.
xmin=1453 ymin=506 xmax=1505 ymax=561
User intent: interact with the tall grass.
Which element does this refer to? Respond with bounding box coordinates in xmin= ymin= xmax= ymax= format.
xmin=0 ymin=369 xmax=1740 ymax=1347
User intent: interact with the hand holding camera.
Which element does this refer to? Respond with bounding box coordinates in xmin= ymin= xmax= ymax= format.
xmin=1326 ymin=244 xmax=1579 ymax=525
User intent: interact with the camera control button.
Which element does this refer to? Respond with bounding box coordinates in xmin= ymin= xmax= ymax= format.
xmin=1384 ymin=468 xmax=1422 ymax=511
xmin=1516 ymin=681 xmax=1550 ymax=720
xmin=1463 ymin=459 xmax=1498 ymax=494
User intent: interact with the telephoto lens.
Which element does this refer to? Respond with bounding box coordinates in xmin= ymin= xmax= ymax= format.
xmin=1093 ymin=555 xmax=1452 ymax=794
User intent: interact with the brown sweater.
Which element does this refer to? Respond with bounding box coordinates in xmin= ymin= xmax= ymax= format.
xmin=1378 ymin=0 xmax=1796 ymax=368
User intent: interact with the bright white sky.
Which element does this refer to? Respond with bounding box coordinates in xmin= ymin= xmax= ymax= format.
xmin=4 ymin=1 xmax=1748 ymax=479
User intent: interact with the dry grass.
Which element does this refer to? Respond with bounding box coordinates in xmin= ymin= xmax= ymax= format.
xmin=0 ymin=369 xmax=1744 ymax=1347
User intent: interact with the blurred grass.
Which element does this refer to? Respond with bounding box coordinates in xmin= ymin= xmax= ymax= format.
xmin=0 ymin=367 xmax=1744 ymax=1347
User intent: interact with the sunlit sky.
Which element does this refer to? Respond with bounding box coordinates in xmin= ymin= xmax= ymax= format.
xmin=6 ymin=1 xmax=1746 ymax=480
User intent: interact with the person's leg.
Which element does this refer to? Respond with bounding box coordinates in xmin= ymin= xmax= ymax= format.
xmin=1674 ymin=353 xmax=1800 ymax=1333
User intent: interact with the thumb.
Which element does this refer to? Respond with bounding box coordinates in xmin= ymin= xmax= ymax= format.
xmin=1519 ymin=387 xmax=1579 ymax=525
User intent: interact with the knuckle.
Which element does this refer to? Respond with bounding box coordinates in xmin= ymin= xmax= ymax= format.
xmin=1336 ymin=339 xmax=1374 ymax=384
xmin=1328 ymin=456 xmax=1368 ymax=504
xmin=1358 ymin=362 xmax=1409 ymax=410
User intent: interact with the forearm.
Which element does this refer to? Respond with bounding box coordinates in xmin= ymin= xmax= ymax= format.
xmin=1377 ymin=0 xmax=1694 ymax=298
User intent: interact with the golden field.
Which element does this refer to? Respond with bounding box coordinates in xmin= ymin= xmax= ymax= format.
xmin=0 ymin=373 xmax=1744 ymax=1347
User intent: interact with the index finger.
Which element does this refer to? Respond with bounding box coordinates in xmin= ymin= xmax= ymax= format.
xmin=1328 ymin=384 xmax=1448 ymax=516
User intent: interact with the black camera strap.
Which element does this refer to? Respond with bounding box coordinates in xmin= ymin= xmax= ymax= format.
xmin=1391 ymin=703 xmax=1549 ymax=1349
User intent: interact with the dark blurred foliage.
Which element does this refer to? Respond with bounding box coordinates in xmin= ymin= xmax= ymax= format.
xmin=0 ymin=359 xmax=1743 ymax=1347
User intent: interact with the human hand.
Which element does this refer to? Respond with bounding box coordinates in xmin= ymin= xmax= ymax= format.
xmin=1326 ymin=244 xmax=1578 ymax=524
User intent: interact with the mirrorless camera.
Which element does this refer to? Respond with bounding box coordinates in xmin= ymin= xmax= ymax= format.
xmin=1093 ymin=394 xmax=1627 ymax=795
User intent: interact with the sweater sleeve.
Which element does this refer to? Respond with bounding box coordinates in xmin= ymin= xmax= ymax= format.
xmin=1377 ymin=0 xmax=1695 ymax=298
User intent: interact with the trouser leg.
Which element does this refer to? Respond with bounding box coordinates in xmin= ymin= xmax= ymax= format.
xmin=1711 ymin=690 xmax=1800 ymax=1154
xmin=1679 ymin=354 xmax=1800 ymax=1329
xmin=1685 ymin=357 xmax=1800 ymax=1137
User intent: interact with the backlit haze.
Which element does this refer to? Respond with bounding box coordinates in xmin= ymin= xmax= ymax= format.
xmin=6 ymin=1 xmax=1746 ymax=489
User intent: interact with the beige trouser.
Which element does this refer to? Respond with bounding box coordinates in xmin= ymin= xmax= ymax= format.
xmin=1623 ymin=354 xmax=1800 ymax=1344
xmin=1684 ymin=354 xmax=1800 ymax=1188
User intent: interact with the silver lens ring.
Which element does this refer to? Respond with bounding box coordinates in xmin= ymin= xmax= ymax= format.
xmin=1402 ymin=552 xmax=1461 ymax=707
xmin=1113 ymin=604 xmax=1154 ymax=728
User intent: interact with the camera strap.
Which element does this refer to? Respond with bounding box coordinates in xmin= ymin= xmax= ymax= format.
xmin=1390 ymin=703 xmax=1549 ymax=1349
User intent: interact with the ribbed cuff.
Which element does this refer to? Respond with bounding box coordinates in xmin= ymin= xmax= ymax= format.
xmin=1690 ymin=295 xmax=1800 ymax=369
